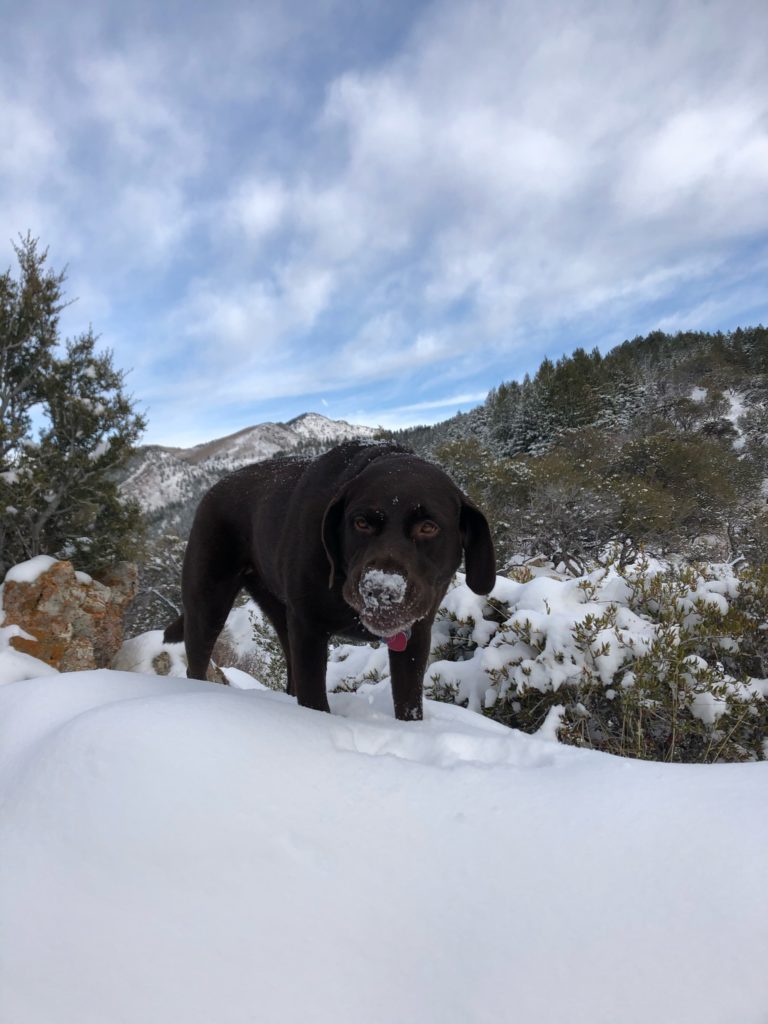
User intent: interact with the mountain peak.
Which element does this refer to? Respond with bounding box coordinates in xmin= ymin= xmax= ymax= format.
xmin=122 ymin=412 xmax=377 ymax=524
xmin=286 ymin=411 xmax=376 ymax=442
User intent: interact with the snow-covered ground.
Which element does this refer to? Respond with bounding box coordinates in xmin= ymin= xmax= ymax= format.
xmin=1 ymin=664 xmax=767 ymax=1024
xmin=2 ymin=553 xmax=767 ymax=1023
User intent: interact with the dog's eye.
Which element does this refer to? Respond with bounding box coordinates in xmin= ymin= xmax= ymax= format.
xmin=413 ymin=519 xmax=439 ymax=538
xmin=353 ymin=516 xmax=375 ymax=533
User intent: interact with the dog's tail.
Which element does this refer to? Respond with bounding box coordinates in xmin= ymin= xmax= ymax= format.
xmin=164 ymin=614 xmax=185 ymax=645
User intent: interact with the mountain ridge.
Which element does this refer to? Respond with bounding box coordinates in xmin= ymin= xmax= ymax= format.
xmin=122 ymin=412 xmax=377 ymax=526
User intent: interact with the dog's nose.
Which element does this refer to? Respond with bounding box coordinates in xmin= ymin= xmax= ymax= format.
xmin=358 ymin=568 xmax=408 ymax=610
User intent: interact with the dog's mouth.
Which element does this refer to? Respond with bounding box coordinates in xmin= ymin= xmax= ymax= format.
xmin=360 ymin=619 xmax=414 ymax=654
xmin=346 ymin=568 xmax=419 ymax=640
xmin=360 ymin=616 xmax=414 ymax=638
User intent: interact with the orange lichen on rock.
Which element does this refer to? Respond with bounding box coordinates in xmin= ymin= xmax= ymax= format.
xmin=3 ymin=560 xmax=137 ymax=672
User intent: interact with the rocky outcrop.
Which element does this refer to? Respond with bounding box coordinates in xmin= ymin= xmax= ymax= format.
xmin=2 ymin=560 xmax=138 ymax=672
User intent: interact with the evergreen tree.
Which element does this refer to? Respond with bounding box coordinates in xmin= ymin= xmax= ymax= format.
xmin=485 ymin=380 xmax=521 ymax=455
xmin=0 ymin=235 xmax=146 ymax=576
xmin=0 ymin=235 xmax=65 ymax=464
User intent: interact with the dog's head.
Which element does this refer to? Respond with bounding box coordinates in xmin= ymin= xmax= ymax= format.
xmin=321 ymin=455 xmax=495 ymax=638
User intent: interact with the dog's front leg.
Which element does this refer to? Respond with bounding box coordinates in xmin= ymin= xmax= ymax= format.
xmin=287 ymin=614 xmax=331 ymax=713
xmin=389 ymin=618 xmax=431 ymax=721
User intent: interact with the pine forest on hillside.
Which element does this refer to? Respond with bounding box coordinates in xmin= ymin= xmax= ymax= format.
xmin=393 ymin=326 xmax=768 ymax=571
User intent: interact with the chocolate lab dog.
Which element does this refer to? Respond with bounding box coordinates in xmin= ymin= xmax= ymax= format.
xmin=164 ymin=440 xmax=496 ymax=720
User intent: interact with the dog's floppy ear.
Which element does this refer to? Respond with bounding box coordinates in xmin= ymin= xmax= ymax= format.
xmin=321 ymin=488 xmax=347 ymax=588
xmin=460 ymin=496 xmax=496 ymax=595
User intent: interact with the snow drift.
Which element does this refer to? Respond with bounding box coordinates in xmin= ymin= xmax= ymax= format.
xmin=1 ymin=669 xmax=766 ymax=1024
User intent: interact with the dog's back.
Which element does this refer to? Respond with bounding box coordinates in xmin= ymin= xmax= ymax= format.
xmin=164 ymin=441 xmax=407 ymax=645
xmin=163 ymin=454 xmax=309 ymax=646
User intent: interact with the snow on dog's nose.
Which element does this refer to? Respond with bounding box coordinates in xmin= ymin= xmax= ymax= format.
xmin=358 ymin=568 xmax=407 ymax=614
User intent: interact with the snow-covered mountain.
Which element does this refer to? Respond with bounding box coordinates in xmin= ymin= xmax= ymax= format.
xmin=121 ymin=413 xmax=376 ymax=530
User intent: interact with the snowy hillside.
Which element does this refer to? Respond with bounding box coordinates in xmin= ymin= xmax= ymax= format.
xmin=0 ymin=668 xmax=766 ymax=1024
xmin=120 ymin=412 xmax=376 ymax=520
xmin=117 ymin=445 xmax=220 ymax=514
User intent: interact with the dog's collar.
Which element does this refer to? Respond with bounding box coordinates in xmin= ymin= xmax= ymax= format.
xmin=385 ymin=628 xmax=411 ymax=652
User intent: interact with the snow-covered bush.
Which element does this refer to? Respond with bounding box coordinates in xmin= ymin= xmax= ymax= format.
xmin=429 ymin=559 xmax=768 ymax=762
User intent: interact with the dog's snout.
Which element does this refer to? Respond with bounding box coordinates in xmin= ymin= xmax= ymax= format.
xmin=358 ymin=567 xmax=408 ymax=611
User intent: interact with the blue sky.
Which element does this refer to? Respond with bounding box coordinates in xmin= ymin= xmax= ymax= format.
xmin=1 ymin=0 xmax=767 ymax=447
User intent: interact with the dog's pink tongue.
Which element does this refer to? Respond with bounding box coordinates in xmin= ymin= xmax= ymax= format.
xmin=386 ymin=631 xmax=409 ymax=652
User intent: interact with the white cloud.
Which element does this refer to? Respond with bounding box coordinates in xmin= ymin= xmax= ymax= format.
xmin=617 ymin=102 xmax=768 ymax=233
xmin=276 ymin=262 xmax=336 ymax=327
xmin=284 ymin=0 xmax=768 ymax=341
xmin=226 ymin=178 xmax=289 ymax=243
xmin=175 ymin=281 xmax=283 ymax=354
xmin=391 ymin=391 xmax=490 ymax=414
xmin=0 ymin=95 xmax=58 ymax=179
xmin=338 ymin=390 xmax=492 ymax=432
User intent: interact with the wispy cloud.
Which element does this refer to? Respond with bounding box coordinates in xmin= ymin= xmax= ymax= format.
xmin=389 ymin=392 xmax=490 ymax=414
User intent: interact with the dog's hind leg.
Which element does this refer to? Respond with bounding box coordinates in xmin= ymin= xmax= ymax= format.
xmin=163 ymin=614 xmax=184 ymax=644
xmin=183 ymin=574 xmax=242 ymax=681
